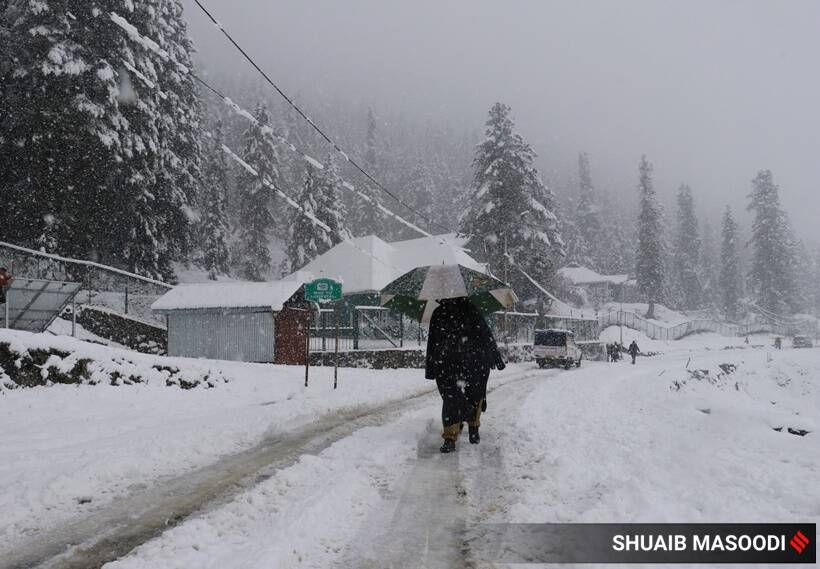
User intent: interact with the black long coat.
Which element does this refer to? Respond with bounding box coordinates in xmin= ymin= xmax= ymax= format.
xmin=425 ymin=298 xmax=505 ymax=380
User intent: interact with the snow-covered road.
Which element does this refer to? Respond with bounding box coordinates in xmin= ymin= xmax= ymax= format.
xmin=4 ymin=334 xmax=818 ymax=568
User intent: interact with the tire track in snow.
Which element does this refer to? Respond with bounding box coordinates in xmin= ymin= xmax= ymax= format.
xmin=5 ymin=367 xmax=541 ymax=569
xmin=336 ymin=369 xmax=553 ymax=569
xmin=3 ymin=390 xmax=439 ymax=569
xmin=336 ymin=418 xmax=475 ymax=569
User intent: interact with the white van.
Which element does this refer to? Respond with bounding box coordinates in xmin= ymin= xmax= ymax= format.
xmin=533 ymin=329 xmax=582 ymax=369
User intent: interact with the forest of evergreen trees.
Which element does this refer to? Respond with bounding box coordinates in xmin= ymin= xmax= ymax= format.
xmin=1 ymin=1 xmax=818 ymax=320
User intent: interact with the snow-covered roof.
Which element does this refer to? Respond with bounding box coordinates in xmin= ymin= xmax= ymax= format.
xmin=152 ymin=280 xmax=303 ymax=312
xmin=289 ymin=234 xmax=486 ymax=294
xmin=557 ymin=266 xmax=629 ymax=286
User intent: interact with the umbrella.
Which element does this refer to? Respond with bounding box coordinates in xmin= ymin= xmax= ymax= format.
xmin=380 ymin=264 xmax=517 ymax=322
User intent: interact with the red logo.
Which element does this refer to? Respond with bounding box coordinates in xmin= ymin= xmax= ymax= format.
xmin=790 ymin=530 xmax=810 ymax=554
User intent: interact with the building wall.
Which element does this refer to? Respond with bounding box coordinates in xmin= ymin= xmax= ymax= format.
xmin=167 ymin=310 xmax=274 ymax=362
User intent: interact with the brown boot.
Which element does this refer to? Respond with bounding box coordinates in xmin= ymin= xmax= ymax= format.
xmin=440 ymin=439 xmax=456 ymax=453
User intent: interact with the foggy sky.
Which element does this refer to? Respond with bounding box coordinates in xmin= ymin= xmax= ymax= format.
xmin=182 ymin=0 xmax=820 ymax=242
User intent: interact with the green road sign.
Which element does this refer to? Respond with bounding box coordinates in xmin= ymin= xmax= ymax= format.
xmin=305 ymin=278 xmax=343 ymax=303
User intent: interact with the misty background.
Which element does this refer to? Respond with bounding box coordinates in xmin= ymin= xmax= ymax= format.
xmin=183 ymin=0 xmax=820 ymax=240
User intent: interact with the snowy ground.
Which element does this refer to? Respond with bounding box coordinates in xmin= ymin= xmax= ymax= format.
xmin=0 ymin=329 xmax=439 ymax=561
xmin=2 ymin=331 xmax=818 ymax=568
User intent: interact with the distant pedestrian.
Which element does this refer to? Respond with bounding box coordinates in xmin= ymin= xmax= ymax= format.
xmin=426 ymin=297 xmax=505 ymax=453
xmin=774 ymin=337 xmax=782 ymax=350
xmin=627 ymin=340 xmax=640 ymax=364
xmin=0 ymin=267 xmax=13 ymax=307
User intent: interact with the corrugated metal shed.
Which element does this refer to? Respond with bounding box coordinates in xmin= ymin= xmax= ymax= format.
xmin=166 ymin=309 xmax=275 ymax=362
xmin=152 ymin=281 xmax=305 ymax=363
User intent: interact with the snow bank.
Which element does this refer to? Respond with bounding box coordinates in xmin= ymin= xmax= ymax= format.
xmin=0 ymin=330 xmax=435 ymax=551
xmin=599 ymin=325 xmax=774 ymax=355
xmin=476 ymin=346 xmax=819 ymax=525
xmin=0 ymin=329 xmax=220 ymax=390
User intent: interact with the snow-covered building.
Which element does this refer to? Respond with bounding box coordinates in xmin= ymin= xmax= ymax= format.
xmin=285 ymin=233 xmax=485 ymax=295
xmin=151 ymin=234 xmax=487 ymax=361
xmin=152 ymin=281 xmax=309 ymax=364
xmin=556 ymin=265 xmax=634 ymax=305
xmin=281 ymin=233 xmax=486 ymax=350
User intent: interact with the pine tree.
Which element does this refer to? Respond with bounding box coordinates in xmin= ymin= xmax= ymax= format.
xmin=809 ymin=246 xmax=820 ymax=317
xmin=634 ymin=156 xmax=666 ymax=319
xmin=747 ymin=170 xmax=796 ymax=316
xmin=719 ymin=206 xmax=742 ymax=320
xmin=198 ymin=121 xmax=231 ymax=279
xmin=347 ymin=107 xmax=386 ymax=237
xmin=406 ymin=156 xmax=437 ymax=234
xmin=140 ymin=0 xmax=204 ymax=268
xmin=0 ymin=1 xmax=203 ymax=280
xmin=597 ymin=189 xmax=633 ymax=275
xmin=575 ymin=152 xmax=603 ymax=269
xmin=785 ymin=228 xmax=809 ymax=315
xmin=235 ymin=104 xmax=278 ymax=281
xmin=700 ymin=217 xmax=719 ymax=310
xmin=283 ymin=157 xmax=352 ymax=274
xmin=1 ymin=1 xmax=127 ymax=256
xmin=672 ymin=184 xmax=702 ymax=310
xmin=460 ymin=103 xmax=564 ymax=310
xmin=560 ymin=201 xmax=586 ymax=267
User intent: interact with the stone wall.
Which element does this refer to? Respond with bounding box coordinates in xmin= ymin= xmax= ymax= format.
xmin=308 ymin=344 xmax=537 ymax=370
xmin=71 ymin=306 xmax=167 ymax=355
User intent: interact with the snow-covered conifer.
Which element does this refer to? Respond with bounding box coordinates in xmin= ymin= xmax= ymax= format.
xmin=198 ymin=121 xmax=231 ymax=279
xmin=746 ymin=170 xmax=796 ymax=316
xmin=460 ymin=103 xmax=564 ymax=310
xmin=575 ymin=152 xmax=604 ymax=269
xmin=719 ymin=206 xmax=742 ymax=320
xmin=235 ymin=104 xmax=278 ymax=281
xmin=634 ymin=156 xmax=666 ymax=319
xmin=672 ymin=184 xmax=702 ymax=310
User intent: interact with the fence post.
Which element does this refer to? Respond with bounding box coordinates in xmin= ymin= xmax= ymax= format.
xmin=124 ymin=284 xmax=129 ymax=314
xmin=399 ymin=314 xmax=404 ymax=348
xmin=353 ymin=307 xmax=359 ymax=350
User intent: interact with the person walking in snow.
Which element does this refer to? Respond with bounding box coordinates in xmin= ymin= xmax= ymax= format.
xmin=425 ymin=297 xmax=505 ymax=453
xmin=0 ymin=267 xmax=13 ymax=307
xmin=627 ymin=340 xmax=640 ymax=364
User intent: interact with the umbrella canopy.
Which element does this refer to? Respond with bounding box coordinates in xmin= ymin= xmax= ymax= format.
xmin=380 ymin=264 xmax=517 ymax=322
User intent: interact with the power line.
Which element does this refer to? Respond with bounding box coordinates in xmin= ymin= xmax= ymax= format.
xmin=108 ymin=11 xmax=419 ymax=277
xmin=190 ymin=0 xmax=454 ymax=235
xmin=191 ymin=74 xmax=437 ymax=241
xmin=110 ymin=8 xmax=570 ymax=308
xmin=110 ymin=11 xmax=439 ymax=241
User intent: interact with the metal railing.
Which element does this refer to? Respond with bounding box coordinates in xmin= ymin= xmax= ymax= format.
xmin=597 ymin=309 xmax=788 ymax=340
xmin=309 ymin=306 xmax=426 ymax=352
xmin=308 ymin=308 xmax=605 ymax=353
xmin=0 ymin=241 xmax=172 ymax=325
